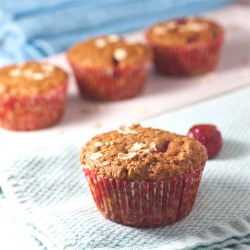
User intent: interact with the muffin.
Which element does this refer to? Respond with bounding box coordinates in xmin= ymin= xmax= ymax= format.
xmin=81 ymin=124 xmax=207 ymax=227
xmin=67 ymin=35 xmax=152 ymax=101
xmin=146 ymin=17 xmax=224 ymax=76
xmin=0 ymin=62 xmax=68 ymax=131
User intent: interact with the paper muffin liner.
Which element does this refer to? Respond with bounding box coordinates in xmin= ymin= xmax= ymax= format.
xmin=83 ymin=165 xmax=205 ymax=228
xmin=68 ymin=61 xmax=151 ymax=101
xmin=0 ymin=81 xmax=68 ymax=131
xmin=147 ymin=33 xmax=224 ymax=76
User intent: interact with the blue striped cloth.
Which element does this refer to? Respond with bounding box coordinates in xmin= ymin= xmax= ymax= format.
xmin=0 ymin=0 xmax=231 ymax=63
xmin=1 ymin=86 xmax=250 ymax=249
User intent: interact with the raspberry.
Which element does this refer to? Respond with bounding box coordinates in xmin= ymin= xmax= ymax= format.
xmin=187 ymin=124 xmax=222 ymax=159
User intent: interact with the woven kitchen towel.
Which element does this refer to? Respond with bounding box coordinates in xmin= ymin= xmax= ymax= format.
xmin=1 ymin=86 xmax=250 ymax=250
xmin=0 ymin=0 xmax=231 ymax=63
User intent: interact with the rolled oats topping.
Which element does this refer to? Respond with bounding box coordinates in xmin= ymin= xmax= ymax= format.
xmin=130 ymin=142 xmax=147 ymax=152
xmin=113 ymin=48 xmax=127 ymax=61
xmin=0 ymin=62 xmax=68 ymax=96
xmin=153 ymin=21 xmax=178 ymax=35
xmin=67 ymin=35 xmax=152 ymax=68
xmin=81 ymin=124 xmax=207 ymax=181
xmin=107 ymin=34 xmax=120 ymax=42
xmin=89 ymin=152 xmax=103 ymax=160
xmin=146 ymin=17 xmax=223 ymax=45
xmin=165 ymin=21 xmax=178 ymax=30
xmin=178 ymin=21 xmax=209 ymax=32
xmin=117 ymin=125 xmax=138 ymax=135
xmin=94 ymin=38 xmax=107 ymax=48
xmin=42 ymin=64 xmax=55 ymax=72
xmin=149 ymin=142 xmax=157 ymax=151
xmin=94 ymin=141 xmax=104 ymax=147
xmin=31 ymin=73 xmax=46 ymax=80
xmin=8 ymin=69 xmax=21 ymax=77
xmin=118 ymin=152 xmax=137 ymax=160
xmin=152 ymin=26 xmax=166 ymax=35
xmin=105 ymin=141 xmax=114 ymax=146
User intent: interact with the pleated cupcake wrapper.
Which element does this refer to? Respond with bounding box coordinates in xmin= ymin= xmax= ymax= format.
xmin=0 ymin=81 xmax=68 ymax=131
xmin=147 ymin=34 xmax=224 ymax=76
xmin=83 ymin=165 xmax=205 ymax=228
xmin=68 ymin=61 xmax=151 ymax=101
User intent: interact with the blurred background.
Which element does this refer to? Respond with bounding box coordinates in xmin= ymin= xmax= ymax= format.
xmin=0 ymin=0 xmax=239 ymax=64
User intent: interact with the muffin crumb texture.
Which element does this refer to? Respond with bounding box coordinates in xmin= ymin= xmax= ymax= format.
xmin=81 ymin=124 xmax=207 ymax=181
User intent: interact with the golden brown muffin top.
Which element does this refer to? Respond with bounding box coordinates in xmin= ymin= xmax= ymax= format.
xmin=146 ymin=17 xmax=223 ymax=46
xmin=0 ymin=62 xmax=68 ymax=96
xmin=67 ymin=35 xmax=152 ymax=69
xmin=81 ymin=124 xmax=207 ymax=181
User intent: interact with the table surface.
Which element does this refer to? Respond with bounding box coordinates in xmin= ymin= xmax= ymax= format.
xmin=0 ymin=3 xmax=250 ymax=250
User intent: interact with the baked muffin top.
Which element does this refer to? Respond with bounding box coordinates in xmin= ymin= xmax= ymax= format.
xmin=81 ymin=124 xmax=207 ymax=181
xmin=0 ymin=62 xmax=68 ymax=96
xmin=67 ymin=35 xmax=152 ymax=69
xmin=146 ymin=17 xmax=223 ymax=46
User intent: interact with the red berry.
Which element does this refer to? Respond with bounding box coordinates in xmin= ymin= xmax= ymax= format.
xmin=187 ymin=124 xmax=222 ymax=159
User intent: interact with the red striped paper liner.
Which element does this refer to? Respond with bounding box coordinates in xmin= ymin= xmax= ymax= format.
xmin=83 ymin=165 xmax=205 ymax=228
xmin=0 ymin=81 xmax=68 ymax=131
xmin=146 ymin=33 xmax=224 ymax=76
xmin=68 ymin=61 xmax=151 ymax=101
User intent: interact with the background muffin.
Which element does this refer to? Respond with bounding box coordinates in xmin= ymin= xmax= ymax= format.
xmin=0 ymin=62 xmax=68 ymax=131
xmin=67 ymin=35 xmax=152 ymax=101
xmin=81 ymin=124 xmax=207 ymax=227
xmin=146 ymin=17 xmax=224 ymax=76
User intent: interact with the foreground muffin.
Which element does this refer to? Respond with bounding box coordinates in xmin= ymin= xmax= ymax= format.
xmin=67 ymin=35 xmax=152 ymax=101
xmin=146 ymin=17 xmax=224 ymax=76
xmin=81 ymin=124 xmax=207 ymax=227
xmin=0 ymin=62 xmax=68 ymax=131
